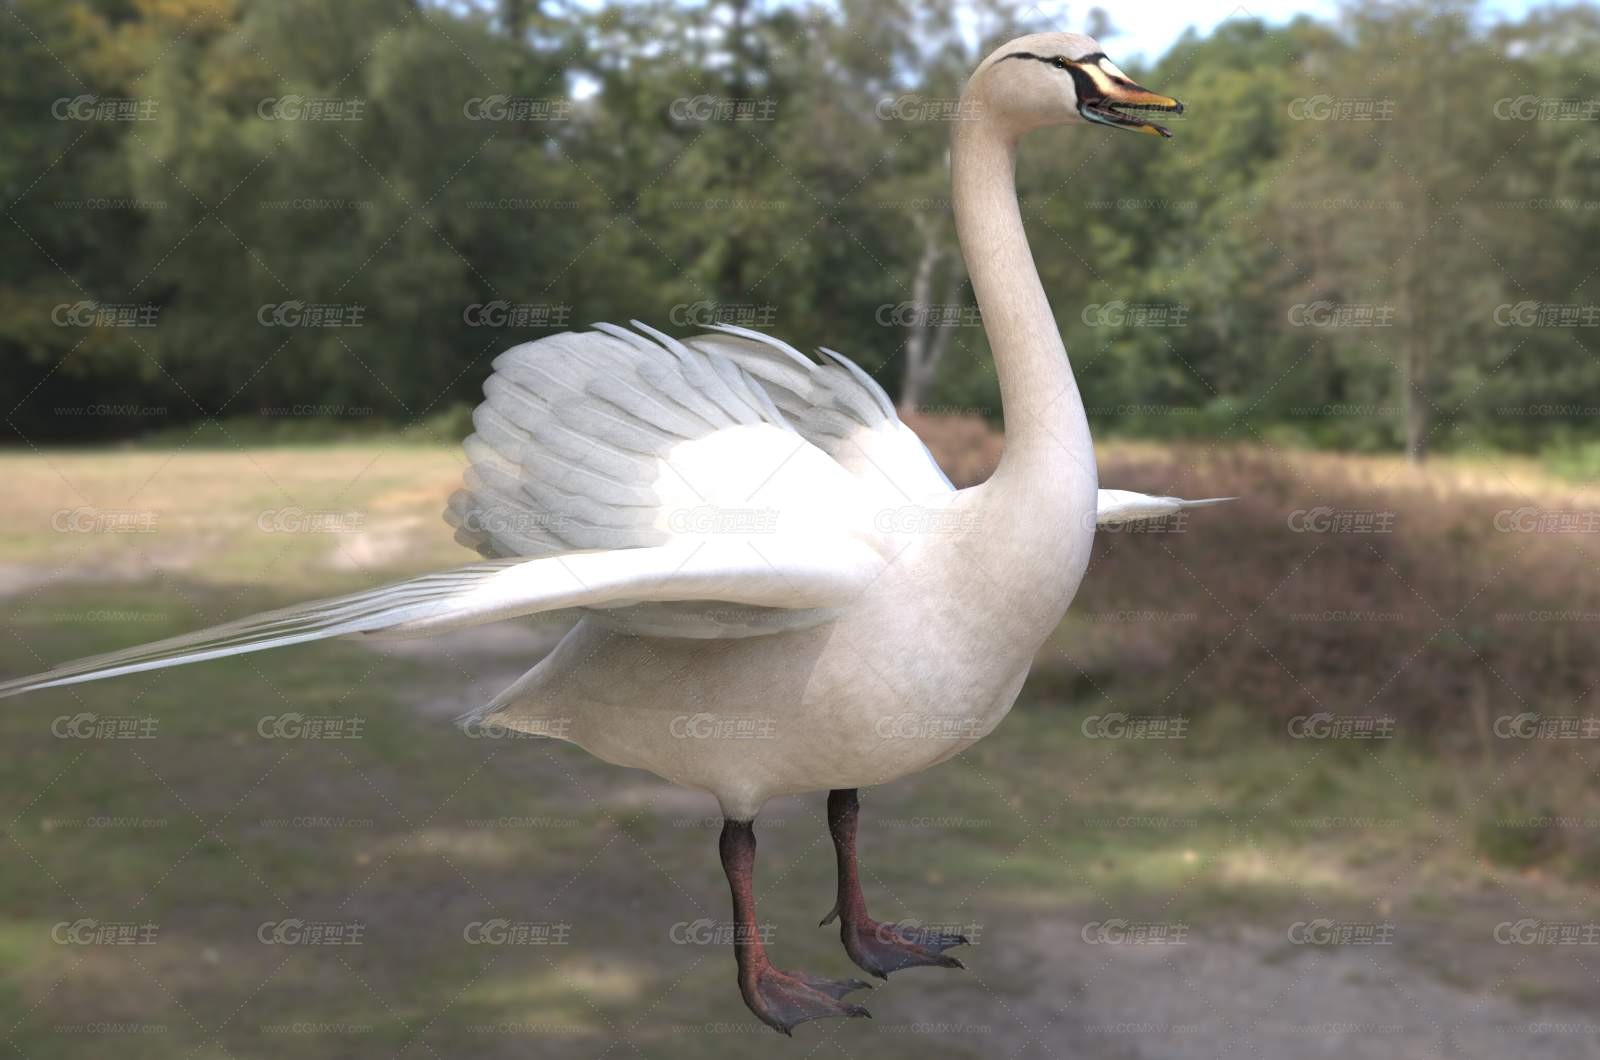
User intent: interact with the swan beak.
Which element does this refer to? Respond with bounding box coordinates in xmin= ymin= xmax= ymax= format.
xmin=1078 ymin=70 xmax=1184 ymax=138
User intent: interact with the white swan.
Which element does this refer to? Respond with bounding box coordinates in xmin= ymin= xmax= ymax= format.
xmin=2 ymin=32 xmax=1217 ymax=1033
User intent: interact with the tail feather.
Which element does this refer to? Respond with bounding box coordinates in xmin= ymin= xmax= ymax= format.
xmin=1094 ymin=489 xmax=1238 ymax=528
xmin=0 ymin=562 xmax=519 ymax=699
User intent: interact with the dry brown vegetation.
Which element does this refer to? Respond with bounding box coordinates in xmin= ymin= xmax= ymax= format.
xmin=908 ymin=416 xmax=1600 ymax=747
xmin=907 ymin=417 xmax=1600 ymax=876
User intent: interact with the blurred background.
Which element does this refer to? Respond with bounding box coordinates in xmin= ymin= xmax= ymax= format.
xmin=4 ymin=0 xmax=1600 ymax=1056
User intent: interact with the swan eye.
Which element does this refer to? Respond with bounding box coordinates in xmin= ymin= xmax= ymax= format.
xmin=1051 ymin=56 xmax=1070 ymax=70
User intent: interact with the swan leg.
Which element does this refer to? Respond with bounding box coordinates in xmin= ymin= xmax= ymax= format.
xmin=819 ymin=788 xmax=969 ymax=978
xmin=719 ymin=819 xmax=872 ymax=1035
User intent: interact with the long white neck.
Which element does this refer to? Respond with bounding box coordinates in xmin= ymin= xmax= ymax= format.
xmin=951 ymin=110 xmax=1097 ymax=533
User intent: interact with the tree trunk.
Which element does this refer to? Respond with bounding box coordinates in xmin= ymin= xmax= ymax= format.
xmin=1403 ymin=347 xmax=1429 ymax=463
xmin=1400 ymin=247 xmax=1429 ymax=464
xmin=899 ymin=216 xmax=960 ymax=415
xmin=500 ymin=0 xmax=527 ymax=38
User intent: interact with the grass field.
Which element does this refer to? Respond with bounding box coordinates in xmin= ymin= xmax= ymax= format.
xmin=3 ymin=440 xmax=1599 ymax=1059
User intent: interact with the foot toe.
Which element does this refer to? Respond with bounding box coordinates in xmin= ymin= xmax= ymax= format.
xmin=745 ymin=965 xmax=873 ymax=1034
xmin=908 ymin=927 xmax=969 ymax=955
xmin=792 ymin=972 xmax=873 ymax=1000
xmin=843 ymin=919 xmax=971 ymax=977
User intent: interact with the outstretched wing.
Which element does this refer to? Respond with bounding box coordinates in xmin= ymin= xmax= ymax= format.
xmin=446 ymin=322 xmax=950 ymax=561
xmin=0 ymin=539 xmax=884 ymax=698
xmin=446 ymin=321 xmax=804 ymax=560
xmin=444 ymin=321 xmax=941 ymax=636
xmin=0 ymin=322 xmax=918 ymax=698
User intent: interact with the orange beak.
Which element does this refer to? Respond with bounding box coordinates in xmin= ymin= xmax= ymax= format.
xmin=1076 ymin=62 xmax=1184 ymax=137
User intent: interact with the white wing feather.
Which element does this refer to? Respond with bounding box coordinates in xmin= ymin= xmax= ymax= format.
xmin=0 ymin=540 xmax=883 ymax=698
xmin=446 ymin=321 xmax=944 ymax=637
xmin=687 ymin=326 xmax=953 ymax=499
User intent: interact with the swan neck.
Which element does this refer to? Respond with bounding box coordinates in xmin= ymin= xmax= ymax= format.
xmin=951 ymin=115 xmax=1092 ymax=485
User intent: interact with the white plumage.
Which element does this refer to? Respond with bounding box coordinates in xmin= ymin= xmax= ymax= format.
xmin=1094 ymin=489 xmax=1237 ymax=526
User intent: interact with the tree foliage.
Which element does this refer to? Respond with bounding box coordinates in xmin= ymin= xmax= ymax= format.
xmin=3 ymin=0 xmax=1596 ymax=454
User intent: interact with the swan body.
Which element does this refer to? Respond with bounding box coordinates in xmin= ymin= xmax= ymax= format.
xmin=484 ymin=472 xmax=1052 ymax=820
xmin=2 ymin=31 xmax=1220 ymax=1032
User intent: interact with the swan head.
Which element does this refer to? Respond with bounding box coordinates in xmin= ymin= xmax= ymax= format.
xmin=968 ymin=32 xmax=1183 ymax=139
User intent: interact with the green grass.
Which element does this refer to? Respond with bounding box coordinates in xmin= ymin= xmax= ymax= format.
xmin=3 ymin=443 xmax=1599 ymax=1056
xmin=3 ymin=589 xmax=1596 ymax=1056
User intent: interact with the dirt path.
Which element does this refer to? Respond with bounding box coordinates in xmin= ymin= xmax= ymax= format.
xmin=882 ymin=916 xmax=1600 ymax=1059
xmin=375 ymin=629 xmax=1600 ymax=1060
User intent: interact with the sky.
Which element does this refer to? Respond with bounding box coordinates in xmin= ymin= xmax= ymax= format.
xmin=553 ymin=0 xmax=1560 ymax=94
xmin=1053 ymin=0 xmax=1551 ymax=61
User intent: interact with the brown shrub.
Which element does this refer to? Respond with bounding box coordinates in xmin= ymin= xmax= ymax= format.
xmin=907 ymin=416 xmax=1600 ymax=741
